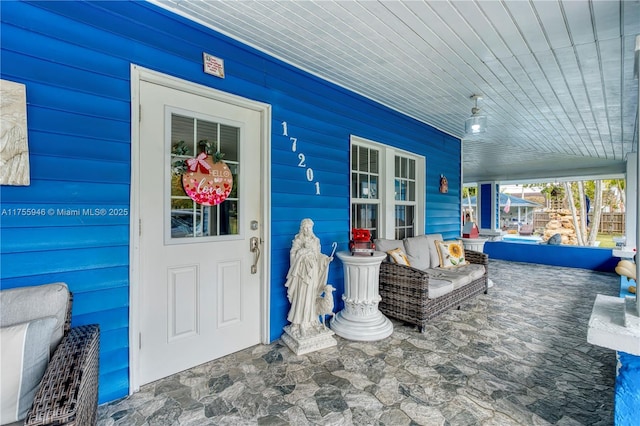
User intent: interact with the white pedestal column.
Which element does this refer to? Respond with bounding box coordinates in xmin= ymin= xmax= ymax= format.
xmin=330 ymin=251 xmax=393 ymax=341
xmin=460 ymin=237 xmax=488 ymax=252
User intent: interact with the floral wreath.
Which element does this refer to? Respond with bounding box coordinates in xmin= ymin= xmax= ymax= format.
xmin=172 ymin=140 xmax=233 ymax=206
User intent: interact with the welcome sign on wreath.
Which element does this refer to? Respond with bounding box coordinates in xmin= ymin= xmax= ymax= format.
xmin=172 ymin=141 xmax=233 ymax=206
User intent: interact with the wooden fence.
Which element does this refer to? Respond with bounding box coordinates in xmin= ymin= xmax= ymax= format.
xmin=596 ymin=213 xmax=625 ymax=234
xmin=532 ymin=212 xmax=625 ymax=234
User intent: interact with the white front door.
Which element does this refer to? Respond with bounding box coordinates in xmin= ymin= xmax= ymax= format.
xmin=136 ymin=77 xmax=264 ymax=385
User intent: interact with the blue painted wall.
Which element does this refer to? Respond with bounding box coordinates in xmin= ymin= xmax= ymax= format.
xmin=616 ymin=352 xmax=640 ymax=425
xmin=0 ymin=1 xmax=462 ymax=403
xmin=484 ymin=241 xmax=618 ymax=272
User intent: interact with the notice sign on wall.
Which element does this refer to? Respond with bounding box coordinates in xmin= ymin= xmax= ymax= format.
xmin=203 ymin=52 xmax=225 ymax=78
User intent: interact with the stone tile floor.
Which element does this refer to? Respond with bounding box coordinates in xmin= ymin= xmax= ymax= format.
xmin=98 ymin=260 xmax=619 ymax=425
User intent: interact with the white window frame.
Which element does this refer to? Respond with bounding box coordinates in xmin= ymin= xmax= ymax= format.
xmin=350 ymin=135 xmax=425 ymax=240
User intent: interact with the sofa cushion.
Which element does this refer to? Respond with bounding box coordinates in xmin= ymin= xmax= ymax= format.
xmin=428 ymin=264 xmax=486 ymax=291
xmin=428 ymin=279 xmax=454 ymax=298
xmin=425 ymin=234 xmax=444 ymax=268
xmin=374 ymin=239 xmax=405 ymax=262
xmin=0 ymin=283 xmax=69 ymax=354
xmin=0 ymin=317 xmax=57 ymax=424
xmin=403 ymin=235 xmax=431 ymax=270
xmin=435 ymin=240 xmax=467 ymax=268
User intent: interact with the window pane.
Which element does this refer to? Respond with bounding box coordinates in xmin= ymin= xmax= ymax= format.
xmin=395 ymin=205 xmax=404 ymax=227
xmin=351 ymin=172 xmax=359 ymax=198
xmin=408 ymin=159 xmax=415 ymax=179
xmin=359 ymin=174 xmax=370 ymax=198
xmin=369 ymin=175 xmax=378 ymax=199
xmin=352 ymin=145 xmax=380 ymax=200
xmin=171 ymin=173 xmax=186 ymax=197
xmin=196 ymin=120 xmax=218 ymax=154
xmin=367 ymin=205 xmax=378 ymax=230
xmin=408 ymin=181 xmax=415 ymax=201
xmin=406 ymin=206 xmax=414 ymax=228
xmin=351 ymin=204 xmax=357 ymax=228
xmin=219 ymin=200 xmax=238 ymax=235
xmin=394 ymin=204 xmax=415 ymax=239
xmin=220 ymin=125 xmax=238 ymax=162
xmin=395 ymin=179 xmax=407 ymax=201
xmin=200 ymin=205 xmax=215 ymax=236
xmin=171 ymin=201 xmax=197 ymax=239
xmin=171 ymin=115 xmax=195 ymax=156
xmin=351 ymin=146 xmax=358 ymax=171
xmin=359 ymin=148 xmax=369 ymax=172
xmin=370 ymin=149 xmax=379 ymax=174
xmin=352 ymin=203 xmax=378 ymax=236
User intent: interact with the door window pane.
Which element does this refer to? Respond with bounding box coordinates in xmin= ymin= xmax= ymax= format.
xmin=169 ymin=113 xmax=240 ymax=240
xmin=171 ymin=115 xmax=195 ymax=156
xmin=220 ymin=125 xmax=239 ymax=162
xmin=220 ymin=200 xmax=238 ymax=235
xmin=196 ymin=120 xmax=218 ymax=154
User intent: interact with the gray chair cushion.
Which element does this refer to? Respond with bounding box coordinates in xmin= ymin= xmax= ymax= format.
xmin=374 ymin=239 xmax=406 ymax=262
xmin=0 ymin=317 xmax=57 ymax=424
xmin=374 ymin=238 xmax=404 ymax=253
xmin=425 ymin=234 xmax=444 ymax=269
xmin=403 ymin=235 xmax=431 ymax=270
xmin=0 ymin=283 xmax=69 ymax=354
xmin=427 ymin=264 xmax=486 ymax=291
xmin=427 ymin=280 xmax=454 ymax=298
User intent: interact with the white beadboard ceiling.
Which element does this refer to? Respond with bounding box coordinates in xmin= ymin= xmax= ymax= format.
xmin=153 ymin=0 xmax=640 ymax=183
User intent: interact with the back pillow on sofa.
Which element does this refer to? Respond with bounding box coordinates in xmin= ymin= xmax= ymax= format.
xmin=374 ymin=238 xmax=404 ymax=262
xmin=403 ymin=235 xmax=431 ymax=270
xmin=425 ymin=234 xmax=444 ymax=269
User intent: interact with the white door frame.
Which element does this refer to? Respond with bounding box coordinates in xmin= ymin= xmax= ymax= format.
xmin=129 ymin=64 xmax=271 ymax=393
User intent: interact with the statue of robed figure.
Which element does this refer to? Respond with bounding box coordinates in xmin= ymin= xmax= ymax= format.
xmin=282 ymin=218 xmax=337 ymax=354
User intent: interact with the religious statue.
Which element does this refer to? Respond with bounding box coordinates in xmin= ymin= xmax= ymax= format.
xmin=282 ymin=218 xmax=338 ymax=354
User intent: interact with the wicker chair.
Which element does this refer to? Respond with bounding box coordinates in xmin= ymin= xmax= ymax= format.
xmin=379 ymin=249 xmax=489 ymax=332
xmin=0 ymin=283 xmax=100 ymax=426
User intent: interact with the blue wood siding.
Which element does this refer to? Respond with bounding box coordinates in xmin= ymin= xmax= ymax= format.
xmin=0 ymin=0 xmax=462 ymax=403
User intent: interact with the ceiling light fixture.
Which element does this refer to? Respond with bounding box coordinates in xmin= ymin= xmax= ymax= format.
xmin=465 ymin=94 xmax=487 ymax=135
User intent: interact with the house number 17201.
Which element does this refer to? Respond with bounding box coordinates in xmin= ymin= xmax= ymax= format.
xmin=282 ymin=121 xmax=320 ymax=195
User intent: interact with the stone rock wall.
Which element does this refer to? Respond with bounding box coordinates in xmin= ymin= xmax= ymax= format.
xmin=542 ymin=209 xmax=582 ymax=245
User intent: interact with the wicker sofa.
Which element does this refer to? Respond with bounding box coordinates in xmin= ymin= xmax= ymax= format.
xmin=375 ymin=234 xmax=489 ymax=332
xmin=0 ymin=283 xmax=100 ymax=426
